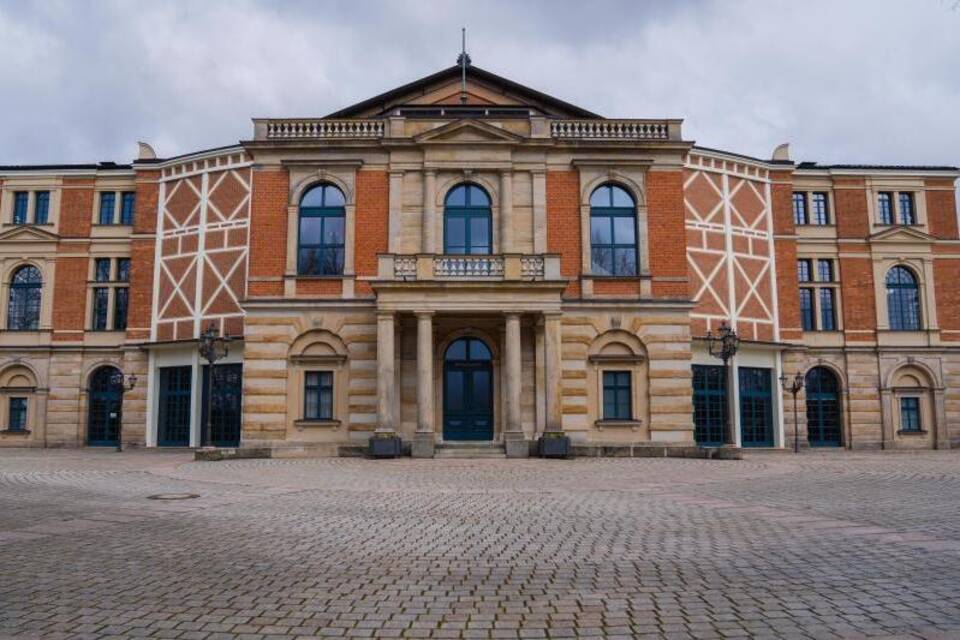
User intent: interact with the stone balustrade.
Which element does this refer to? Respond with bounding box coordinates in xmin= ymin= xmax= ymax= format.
xmin=377 ymin=254 xmax=562 ymax=282
xmin=550 ymin=119 xmax=678 ymax=140
xmin=259 ymin=119 xmax=385 ymax=140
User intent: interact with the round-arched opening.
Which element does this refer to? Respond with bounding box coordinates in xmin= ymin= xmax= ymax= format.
xmin=442 ymin=337 xmax=493 ymax=441
xmin=805 ymin=366 xmax=841 ymax=447
xmin=444 ymin=183 xmax=492 ymax=255
xmin=88 ymin=366 xmax=123 ymax=447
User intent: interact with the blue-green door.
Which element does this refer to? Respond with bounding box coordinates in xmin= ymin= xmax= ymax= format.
xmin=443 ymin=338 xmax=493 ymax=441
xmin=158 ymin=366 xmax=192 ymax=447
xmin=739 ymin=367 xmax=773 ymax=447
xmin=87 ymin=366 xmax=122 ymax=446
xmin=805 ymin=367 xmax=841 ymax=447
xmin=693 ymin=365 xmax=727 ymax=446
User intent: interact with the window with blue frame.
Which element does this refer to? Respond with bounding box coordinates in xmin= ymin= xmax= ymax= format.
xmin=797 ymin=259 xmax=812 ymax=282
xmin=817 ymin=259 xmax=833 ymax=282
xmin=298 ymin=184 xmax=345 ymax=275
xmin=878 ymin=192 xmax=894 ymax=224
xmin=899 ymin=192 xmax=916 ymax=225
xmin=899 ymin=397 xmax=921 ymax=432
xmin=120 ymin=192 xmax=136 ymax=225
xmin=304 ymin=371 xmax=334 ymax=420
xmin=602 ymin=371 xmax=632 ymax=420
xmin=13 ymin=192 xmax=28 ymax=225
xmin=886 ymin=266 xmax=921 ymax=331
xmin=819 ymin=288 xmax=836 ymax=330
xmin=799 ymin=288 xmax=815 ymax=331
xmin=113 ymin=287 xmax=128 ymax=331
xmin=811 ymin=192 xmax=829 ymax=225
xmin=443 ymin=183 xmax=491 ymax=255
xmin=34 ymin=191 xmax=49 ymax=224
xmin=792 ymin=192 xmax=808 ymax=226
xmin=117 ymin=258 xmax=131 ymax=282
xmin=94 ymin=258 xmax=111 ymax=282
xmin=590 ymin=184 xmax=637 ymax=276
xmin=91 ymin=287 xmax=109 ymax=330
xmin=98 ymin=192 xmax=116 ymax=225
xmin=8 ymin=397 xmax=27 ymax=432
xmin=7 ymin=265 xmax=42 ymax=331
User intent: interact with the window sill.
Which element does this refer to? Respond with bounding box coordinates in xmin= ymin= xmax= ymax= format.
xmin=0 ymin=429 xmax=31 ymax=435
xmin=292 ymin=275 xmax=348 ymax=280
xmin=294 ymin=419 xmax=341 ymax=430
xmin=3 ymin=223 xmax=53 ymax=227
xmin=91 ymin=224 xmax=133 ymax=228
xmin=583 ymin=274 xmax=651 ymax=281
xmin=595 ymin=419 xmax=643 ymax=431
xmin=897 ymin=429 xmax=927 ymax=436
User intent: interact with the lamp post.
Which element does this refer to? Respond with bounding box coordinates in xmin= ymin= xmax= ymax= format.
xmin=779 ymin=370 xmax=805 ymax=454
xmin=706 ymin=321 xmax=739 ymax=447
xmin=109 ymin=370 xmax=138 ymax=452
xmin=198 ymin=324 xmax=231 ymax=448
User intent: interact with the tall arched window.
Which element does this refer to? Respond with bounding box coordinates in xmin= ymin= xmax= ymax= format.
xmin=7 ymin=265 xmax=42 ymax=331
xmin=590 ymin=184 xmax=637 ymax=276
xmin=886 ymin=266 xmax=921 ymax=331
xmin=298 ymin=183 xmax=345 ymax=275
xmin=444 ymin=183 xmax=491 ymax=255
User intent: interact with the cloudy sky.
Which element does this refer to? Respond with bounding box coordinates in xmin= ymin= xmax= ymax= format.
xmin=0 ymin=0 xmax=958 ymax=168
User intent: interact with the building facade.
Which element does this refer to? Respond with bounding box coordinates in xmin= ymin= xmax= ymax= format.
xmin=1 ymin=64 xmax=957 ymax=455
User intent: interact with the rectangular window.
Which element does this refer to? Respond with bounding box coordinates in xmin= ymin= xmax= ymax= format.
xmin=811 ymin=192 xmax=829 ymax=225
xmin=117 ymin=258 xmax=131 ymax=282
xmin=92 ymin=287 xmax=109 ymax=330
xmin=304 ymin=371 xmax=334 ymax=420
xmin=602 ymin=371 xmax=632 ymax=420
xmin=34 ymin=191 xmax=49 ymax=224
xmin=797 ymin=259 xmax=812 ymax=283
xmin=8 ymin=397 xmax=27 ymax=432
xmin=113 ymin=287 xmax=129 ymax=331
xmin=792 ymin=192 xmax=808 ymax=226
xmin=13 ymin=192 xmax=28 ymax=225
xmin=819 ymin=288 xmax=836 ymax=331
xmin=120 ymin=192 xmax=136 ymax=225
xmin=94 ymin=258 xmax=112 ymax=282
xmin=878 ymin=192 xmax=894 ymax=224
xmin=800 ymin=288 xmax=815 ymax=331
xmin=899 ymin=397 xmax=921 ymax=432
xmin=98 ymin=192 xmax=116 ymax=225
xmin=816 ymin=259 xmax=833 ymax=282
xmin=899 ymin=192 xmax=916 ymax=225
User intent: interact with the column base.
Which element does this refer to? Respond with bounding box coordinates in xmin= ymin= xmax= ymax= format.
xmin=504 ymin=434 xmax=529 ymax=458
xmin=411 ymin=433 xmax=435 ymax=458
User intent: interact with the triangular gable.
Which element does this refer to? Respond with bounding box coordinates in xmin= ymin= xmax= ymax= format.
xmin=0 ymin=225 xmax=59 ymax=243
xmin=326 ymin=65 xmax=600 ymax=119
xmin=414 ymin=119 xmax=525 ymax=145
xmin=869 ymin=226 xmax=936 ymax=243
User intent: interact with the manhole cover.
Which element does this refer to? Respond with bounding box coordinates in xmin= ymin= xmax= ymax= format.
xmin=146 ymin=493 xmax=200 ymax=500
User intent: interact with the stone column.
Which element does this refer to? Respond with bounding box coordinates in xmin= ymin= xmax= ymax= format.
xmin=422 ymin=170 xmax=436 ymax=254
xmin=503 ymin=312 xmax=527 ymax=457
xmin=543 ymin=312 xmax=563 ymax=432
xmin=412 ymin=311 xmax=435 ymax=457
xmin=500 ymin=170 xmax=513 ymax=254
xmin=376 ymin=311 xmax=396 ymax=433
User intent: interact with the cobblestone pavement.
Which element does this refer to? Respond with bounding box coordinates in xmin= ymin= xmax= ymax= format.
xmin=1 ymin=450 xmax=959 ymax=639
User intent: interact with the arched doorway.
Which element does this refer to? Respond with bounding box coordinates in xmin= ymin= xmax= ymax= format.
xmin=443 ymin=337 xmax=493 ymax=441
xmin=88 ymin=366 xmax=123 ymax=446
xmin=805 ymin=366 xmax=841 ymax=447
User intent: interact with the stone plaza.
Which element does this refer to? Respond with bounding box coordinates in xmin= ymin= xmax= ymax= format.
xmin=1 ymin=450 xmax=959 ymax=639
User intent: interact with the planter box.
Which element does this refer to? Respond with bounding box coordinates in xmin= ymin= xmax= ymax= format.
xmin=368 ymin=435 xmax=403 ymax=458
xmin=537 ymin=434 xmax=571 ymax=458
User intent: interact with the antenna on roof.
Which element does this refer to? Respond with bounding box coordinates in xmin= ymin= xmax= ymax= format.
xmin=457 ymin=27 xmax=471 ymax=104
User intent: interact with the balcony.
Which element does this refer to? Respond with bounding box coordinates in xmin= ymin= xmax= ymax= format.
xmin=255 ymin=119 xmax=385 ymax=140
xmin=550 ymin=119 xmax=682 ymax=141
xmin=377 ymin=254 xmax=562 ymax=282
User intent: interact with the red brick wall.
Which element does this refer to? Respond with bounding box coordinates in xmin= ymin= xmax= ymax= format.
xmin=925 ymin=179 xmax=958 ymax=240
xmin=839 ymin=255 xmax=877 ymax=340
xmin=546 ymin=170 xmax=581 ymax=298
xmin=934 ymin=248 xmax=960 ymax=341
xmin=248 ymin=167 xmax=289 ymax=297
xmin=770 ymin=170 xmax=802 ymax=340
xmin=134 ymin=170 xmax=159 ymax=234
xmin=51 ymin=255 xmax=87 ymax=341
xmin=125 ymin=170 xmax=160 ymax=341
xmin=647 ymin=170 xmax=688 ymax=298
xmin=354 ymin=171 xmax=388 ymax=296
xmin=834 ymin=178 xmax=869 ymax=238
xmin=59 ymin=178 xmax=94 ymax=238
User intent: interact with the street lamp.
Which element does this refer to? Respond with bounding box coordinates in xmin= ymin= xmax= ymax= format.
xmin=706 ymin=321 xmax=739 ymax=446
xmin=109 ymin=370 xmax=138 ymax=452
xmin=779 ymin=370 xmax=805 ymax=454
xmin=198 ymin=324 xmax=231 ymax=448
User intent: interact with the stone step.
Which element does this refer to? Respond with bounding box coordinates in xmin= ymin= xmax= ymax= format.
xmin=434 ymin=443 xmax=507 ymax=459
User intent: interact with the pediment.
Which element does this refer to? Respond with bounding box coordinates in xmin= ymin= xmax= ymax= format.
xmin=413 ymin=119 xmax=524 ymax=145
xmin=0 ymin=225 xmax=59 ymax=243
xmin=869 ymin=226 xmax=936 ymax=244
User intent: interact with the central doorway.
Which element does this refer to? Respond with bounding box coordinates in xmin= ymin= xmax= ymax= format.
xmin=443 ymin=337 xmax=494 ymax=441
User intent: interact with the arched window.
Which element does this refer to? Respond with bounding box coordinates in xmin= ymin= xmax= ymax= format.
xmin=590 ymin=184 xmax=637 ymax=276
xmin=298 ymin=183 xmax=345 ymax=275
xmin=444 ymin=183 xmax=491 ymax=255
xmin=7 ymin=265 xmax=42 ymax=331
xmin=886 ymin=266 xmax=921 ymax=331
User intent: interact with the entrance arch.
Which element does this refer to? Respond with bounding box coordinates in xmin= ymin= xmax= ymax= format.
xmin=805 ymin=366 xmax=841 ymax=447
xmin=88 ymin=366 xmax=123 ymax=446
xmin=442 ymin=337 xmax=493 ymax=441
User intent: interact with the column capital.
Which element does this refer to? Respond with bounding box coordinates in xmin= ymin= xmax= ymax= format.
xmin=376 ymin=310 xmax=396 ymax=319
xmin=414 ymin=310 xmax=435 ymax=318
